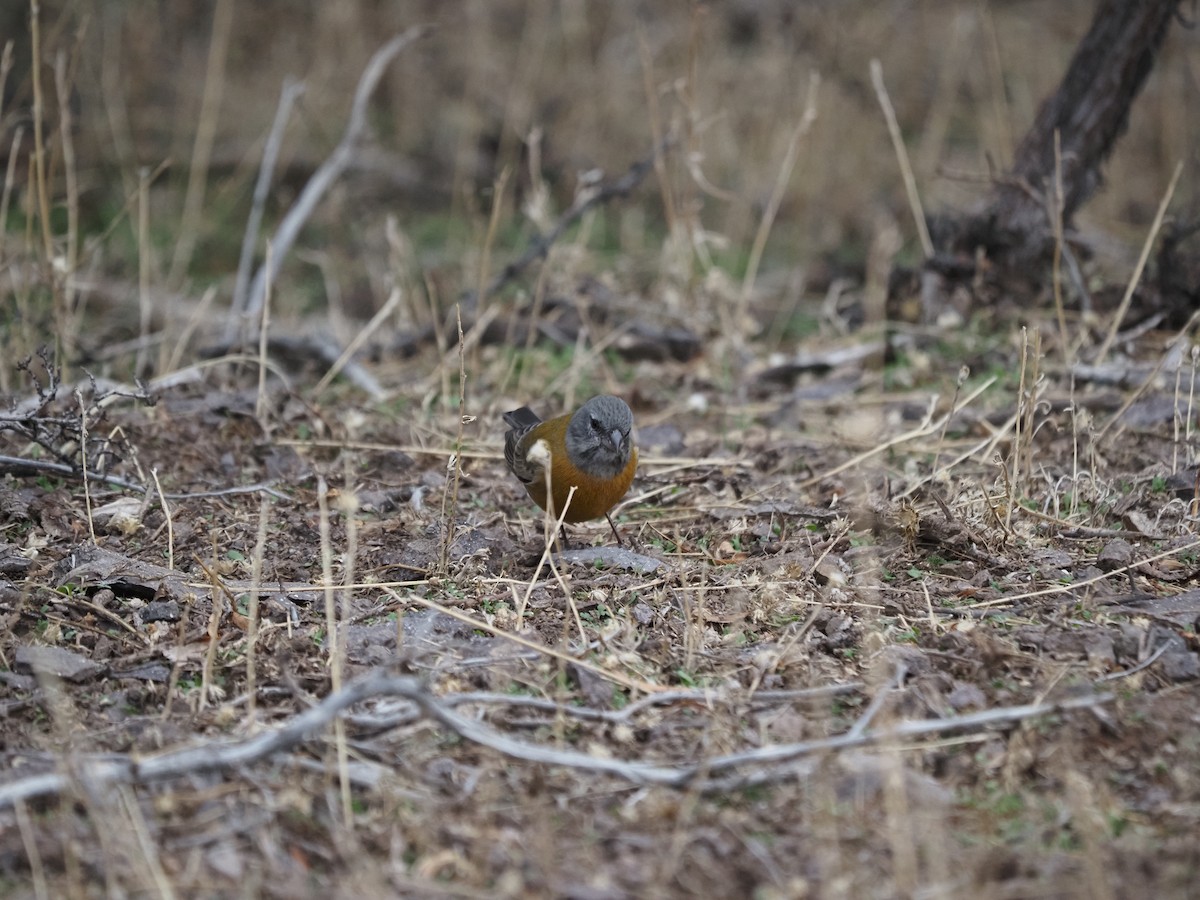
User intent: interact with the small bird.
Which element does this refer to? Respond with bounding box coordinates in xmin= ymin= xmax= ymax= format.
xmin=503 ymin=394 xmax=637 ymax=546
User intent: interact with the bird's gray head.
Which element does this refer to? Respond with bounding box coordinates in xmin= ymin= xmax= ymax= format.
xmin=565 ymin=395 xmax=634 ymax=478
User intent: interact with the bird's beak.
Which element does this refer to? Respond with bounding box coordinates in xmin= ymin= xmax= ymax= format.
xmin=610 ymin=429 xmax=624 ymax=451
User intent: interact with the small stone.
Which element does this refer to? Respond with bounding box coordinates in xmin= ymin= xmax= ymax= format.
xmin=0 ymin=544 xmax=32 ymax=576
xmin=141 ymin=600 xmax=181 ymax=623
xmin=1097 ymin=539 xmax=1134 ymax=571
xmin=1159 ymin=652 xmax=1200 ymax=682
xmin=15 ymin=645 xmax=105 ymax=682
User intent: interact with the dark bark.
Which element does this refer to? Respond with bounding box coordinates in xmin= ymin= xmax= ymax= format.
xmin=957 ymin=0 xmax=1184 ymax=268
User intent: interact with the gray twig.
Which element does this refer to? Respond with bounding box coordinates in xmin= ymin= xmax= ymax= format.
xmin=846 ymin=664 xmax=906 ymax=739
xmin=1095 ymin=640 xmax=1171 ymax=682
xmin=348 ymin=682 xmax=866 ymax=731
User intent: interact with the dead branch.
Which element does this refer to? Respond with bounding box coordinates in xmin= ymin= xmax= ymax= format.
xmin=348 ymin=682 xmax=866 ymax=732
xmin=0 ymin=455 xmax=286 ymax=501
xmin=0 ymin=668 xmax=1114 ymax=808
xmin=2 ymin=354 xmax=155 ymax=478
xmin=846 ymin=664 xmax=906 ymax=739
xmin=228 ymin=77 xmax=306 ymax=340
xmin=237 ymin=26 xmax=431 ymax=336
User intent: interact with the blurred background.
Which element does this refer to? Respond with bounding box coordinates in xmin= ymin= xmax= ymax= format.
xmin=1 ymin=0 xmax=1197 ymax=369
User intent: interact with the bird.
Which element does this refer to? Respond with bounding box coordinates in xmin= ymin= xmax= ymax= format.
xmin=503 ymin=394 xmax=637 ymax=546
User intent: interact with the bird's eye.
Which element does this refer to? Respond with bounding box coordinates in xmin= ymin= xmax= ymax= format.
xmin=590 ymin=416 xmax=602 ymax=432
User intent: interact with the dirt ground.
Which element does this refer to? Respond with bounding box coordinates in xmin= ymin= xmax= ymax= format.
xmin=2 ymin=293 xmax=1200 ymax=898
xmin=2 ymin=2 xmax=1200 ymax=898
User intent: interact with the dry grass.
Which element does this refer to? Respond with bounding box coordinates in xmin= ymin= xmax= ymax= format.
xmin=1 ymin=1 xmax=1199 ymax=898
xmin=3 ymin=3 xmax=1197 ymax=366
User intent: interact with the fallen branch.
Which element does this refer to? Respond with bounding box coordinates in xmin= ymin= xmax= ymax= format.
xmin=0 ymin=455 xmax=286 ymax=501
xmin=348 ymin=682 xmax=866 ymax=732
xmin=0 ymin=667 xmax=1114 ymax=807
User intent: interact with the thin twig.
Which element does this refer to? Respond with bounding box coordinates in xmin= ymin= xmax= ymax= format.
xmin=29 ymin=0 xmax=54 ymax=265
xmin=246 ymin=494 xmax=271 ymax=720
xmin=338 ymin=476 xmax=359 ymax=828
xmin=135 ymin=167 xmax=153 ymax=378
xmin=1095 ymin=308 xmax=1200 ymax=445
xmin=801 ymin=376 xmax=996 ymax=489
xmin=150 ymin=468 xmax=174 ymax=572
xmin=166 ymin=285 xmax=218 ymax=374
xmin=737 ymin=71 xmax=820 ymax=334
xmin=1094 ymin=160 xmax=1184 ymax=365
xmin=0 ymin=41 xmax=13 ymax=127
xmin=699 ymin=692 xmax=1115 ymax=791
xmin=0 ymin=125 xmax=25 ymax=273
xmin=518 ymin=483 xmax=577 ymax=619
xmin=313 ymin=285 xmax=403 ymax=397
xmin=870 ymin=59 xmax=933 ymax=259
xmin=1095 ymin=641 xmax=1171 ymax=683
xmin=199 ymin=546 xmax=224 ymax=710
xmin=54 ymin=51 xmax=79 ymax=328
xmin=74 ymin=390 xmax=96 ymax=545
xmin=384 ymin=584 xmax=662 ymax=695
xmin=255 ymin=241 xmax=273 ymax=428
xmin=1051 ymin=130 xmax=1071 ymax=364
xmin=965 ymin=537 xmax=1200 ymax=608
xmin=316 ymin=473 xmax=353 ymax=824
xmin=13 ymin=800 xmax=48 ymax=899
xmin=438 ymin=307 xmax=471 ymax=574
xmin=168 ymin=0 xmax=234 ymax=287
xmin=349 ymin=683 xmax=865 ymax=732
xmin=846 ymin=664 xmax=906 ymax=739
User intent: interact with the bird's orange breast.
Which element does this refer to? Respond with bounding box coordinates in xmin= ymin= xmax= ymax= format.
xmin=518 ymin=419 xmax=637 ymax=523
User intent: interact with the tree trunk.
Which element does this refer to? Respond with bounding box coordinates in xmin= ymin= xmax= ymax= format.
xmin=958 ymin=0 xmax=1183 ymax=267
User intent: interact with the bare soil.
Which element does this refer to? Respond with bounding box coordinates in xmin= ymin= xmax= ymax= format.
xmin=2 ymin=3 xmax=1198 ymax=897
xmin=2 ymin=305 xmax=1199 ymax=899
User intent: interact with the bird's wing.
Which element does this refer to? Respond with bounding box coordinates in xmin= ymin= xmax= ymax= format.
xmin=503 ymin=407 xmax=543 ymax=484
xmin=502 ymin=407 xmax=542 ymax=430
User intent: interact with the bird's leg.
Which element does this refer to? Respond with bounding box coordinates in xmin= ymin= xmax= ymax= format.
xmin=558 ymin=524 xmax=573 ymax=552
xmin=605 ymin=512 xmax=624 ymax=547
